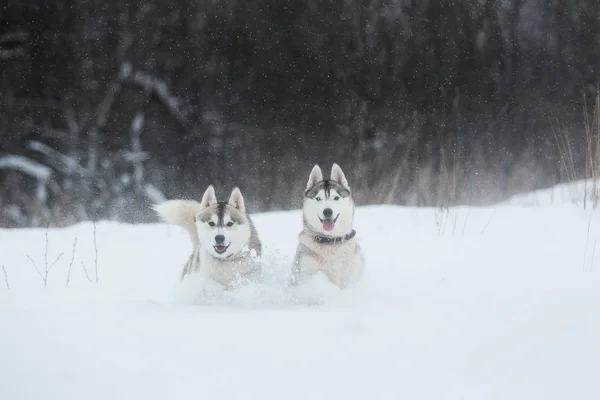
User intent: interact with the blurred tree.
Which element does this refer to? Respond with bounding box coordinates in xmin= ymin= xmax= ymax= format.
xmin=0 ymin=0 xmax=599 ymax=227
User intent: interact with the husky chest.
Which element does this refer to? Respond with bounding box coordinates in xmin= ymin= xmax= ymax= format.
xmin=185 ymin=247 xmax=260 ymax=287
xmin=295 ymin=230 xmax=363 ymax=287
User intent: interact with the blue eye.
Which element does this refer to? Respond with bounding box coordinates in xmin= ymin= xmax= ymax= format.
xmin=316 ymin=196 xmax=322 ymax=201
xmin=226 ymin=221 xmax=234 ymax=227
xmin=334 ymin=196 xmax=340 ymax=200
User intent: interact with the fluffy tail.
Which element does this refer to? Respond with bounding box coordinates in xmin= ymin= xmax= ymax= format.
xmin=153 ymin=200 xmax=201 ymax=246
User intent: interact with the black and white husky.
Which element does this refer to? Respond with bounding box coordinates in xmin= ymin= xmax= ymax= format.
xmin=154 ymin=185 xmax=262 ymax=288
xmin=291 ymin=163 xmax=365 ymax=288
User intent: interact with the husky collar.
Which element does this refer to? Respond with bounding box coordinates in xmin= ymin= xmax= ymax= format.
xmin=313 ymin=229 xmax=356 ymax=244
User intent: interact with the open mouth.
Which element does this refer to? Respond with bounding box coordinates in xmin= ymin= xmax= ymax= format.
xmin=318 ymin=214 xmax=339 ymax=232
xmin=213 ymin=244 xmax=230 ymax=254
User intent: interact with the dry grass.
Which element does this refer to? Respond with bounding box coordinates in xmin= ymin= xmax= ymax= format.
xmin=2 ymin=265 xmax=9 ymax=290
xmin=26 ymin=224 xmax=64 ymax=286
xmin=93 ymin=221 xmax=99 ymax=284
xmin=551 ymin=89 xmax=600 ymax=209
xmin=583 ymin=88 xmax=600 ymax=209
xmin=65 ymin=237 xmax=78 ymax=286
xmin=551 ymin=117 xmax=581 ymax=206
xmin=551 ymin=117 xmax=578 ymax=185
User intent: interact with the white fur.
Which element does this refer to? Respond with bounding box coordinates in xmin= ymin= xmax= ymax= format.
xmin=330 ymin=163 xmax=349 ymax=189
xmin=296 ymin=231 xmax=364 ymax=288
xmin=198 ymin=249 xmax=260 ymax=287
xmin=303 ymin=187 xmax=354 ymax=237
xmin=154 ymin=186 xmax=261 ymax=287
xmin=200 ymin=184 xmax=217 ymax=208
xmin=306 ymin=164 xmax=324 ymax=190
xmin=195 ymin=209 xmax=251 ymax=261
xmin=293 ymin=163 xmax=364 ymax=288
xmin=228 ymin=187 xmax=246 ymax=214
xmin=153 ymin=199 xmax=202 ymax=246
xmin=153 ymin=185 xmax=218 ymax=246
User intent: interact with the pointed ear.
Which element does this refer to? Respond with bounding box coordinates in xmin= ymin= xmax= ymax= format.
xmin=330 ymin=163 xmax=349 ymax=189
xmin=200 ymin=185 xmax=217 ymax=208
xmin=306 ymin=164 xmax=323 ymax=190
xmin=228 ymin=187 xmax=246 ymax=213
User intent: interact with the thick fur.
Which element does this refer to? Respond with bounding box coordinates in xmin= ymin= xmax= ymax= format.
xmin=152 ymin=200 xmax=202 ymax=246
xmin=154 ymin=185 xmax=262 ymax=288
xmin=291 ymin=163 xmax=365 ymax=288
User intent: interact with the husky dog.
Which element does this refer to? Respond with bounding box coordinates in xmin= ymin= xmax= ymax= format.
xmin=291 ymin=163 xmax=365 ymax=288
xmin=153 ymin=185 xmax=262 ymax=288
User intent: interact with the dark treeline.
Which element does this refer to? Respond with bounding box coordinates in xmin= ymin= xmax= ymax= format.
xmin=1 ymin=0 xmax=599 ymax=227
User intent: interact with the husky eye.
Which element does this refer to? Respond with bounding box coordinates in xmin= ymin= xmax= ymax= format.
xmin=226 ymin=221 xmax=234 ymax=227
xmin=334 ymin=196 xmax=340 ymax=201
xmin=208 ymin=221 xmax=216 ymax=227
xmin=315 ymin=196 xmax=322 ymax=201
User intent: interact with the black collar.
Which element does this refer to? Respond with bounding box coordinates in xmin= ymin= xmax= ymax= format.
xmin=313 ymin=229 xmax=356 ymax=244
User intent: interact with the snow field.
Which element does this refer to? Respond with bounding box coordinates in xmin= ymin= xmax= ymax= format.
xmin=1 ymin=183 xmax=600 ymax=399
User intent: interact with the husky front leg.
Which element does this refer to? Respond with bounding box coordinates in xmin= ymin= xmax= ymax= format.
xmin=290 ymin=246 xmax=305 ymax=286
xmin=180 ymin=248 xmax=201 ymax=280
xmin=290 ymin=253 xmax=300 ymax=286
xmin=290 ymin=245 xmax=323 ymax=286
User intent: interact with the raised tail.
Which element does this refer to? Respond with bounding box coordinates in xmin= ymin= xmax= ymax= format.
xmin=153 ymin=200 xmax=201 ymax=246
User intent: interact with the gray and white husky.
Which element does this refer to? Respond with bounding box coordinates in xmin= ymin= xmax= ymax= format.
xmin=291 ymin=163 xmax=365 ymax=288
xmin=154 ymin=185 xmax=262 ymax=288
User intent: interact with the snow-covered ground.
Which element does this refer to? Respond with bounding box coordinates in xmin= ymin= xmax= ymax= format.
xmin=1 ymin=182 xmax=600 ymax=400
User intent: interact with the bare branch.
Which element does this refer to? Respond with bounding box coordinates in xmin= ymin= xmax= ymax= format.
xmin=2 ymin=266 xmax=9 ymax=290
xmin=0 ymin=31 xmax=28 ymax=44
xmin=584 ymin=213 xmax=593 ymax=271
xmin=26 ymin=255 xmax=46 ymax=284
xmin=130 ymin=111 xmax=145 ymax=190
xmin=0 ymin=155 xmax=52 ymax=182
xmin=122 ymin=151 xmax=150 ymax=164
xmin=87 ymin=62 xmax=132 ymax=174
xmin=93 ymin=222 xmax=99 ymax=284
xmin=27 ymin=141 xmax=90 ymax=177
xmin=0 ymin=31 xmax=28 ymax=60
xmin=44 ymin=223 xmax=49 ymax=281
xmin=128 ymin=70 xmax=189 ymax=125
xmin=481 ymin=209 xmax=496 ymax=234
xmin=0 ymin=48 xmax=26 ymax=60
xmin=66 ymin=238 xmax=78 ymax=286
xmin=65 ymin=107 xmax=79 ymax=136
xmin=80 ymin=262 xmax=92 ymax=283
xmin=47 ymin=252 xmax=64 ymax=273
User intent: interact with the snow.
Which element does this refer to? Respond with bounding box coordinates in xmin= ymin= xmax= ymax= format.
xmin=1 ymin=181 xmax=600 ymax=399
xmin=501 ymin=178 xmax=600 ymax=207
xmin=0 ymin=154 xmax=52 ymax=181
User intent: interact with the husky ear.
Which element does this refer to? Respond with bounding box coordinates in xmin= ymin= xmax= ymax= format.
xmin=330 ymin=163 xmax=349 ymax=189
xmin=306 ymin=164 xmax=323 ymax=190
xmin=228 ymin=187 xmax=246 ymax=213
xmin=200 ymin=185 xmax=217 ymax=208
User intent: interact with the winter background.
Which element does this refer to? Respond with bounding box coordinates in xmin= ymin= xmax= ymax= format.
xmin=1 ymin=1 xmax=600 ymax=399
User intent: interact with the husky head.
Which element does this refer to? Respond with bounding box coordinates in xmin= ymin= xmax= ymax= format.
xmin=303 ymin=163 xmax=355 ymax=236
xmin=153 ymin=185 xmax=252 ymax=259
xmin=195 ymin=185 xmax=252 ymax=259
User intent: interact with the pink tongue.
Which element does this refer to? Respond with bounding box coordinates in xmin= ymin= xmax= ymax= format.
xmin=323 ymin=220 xmax=335 ymax=231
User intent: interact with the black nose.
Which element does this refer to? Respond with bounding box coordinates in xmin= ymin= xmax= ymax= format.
xmin=215 ymin=234 xmax=225 ymax=244
xmin=323 ymin=208 xmax=333 ymax=218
